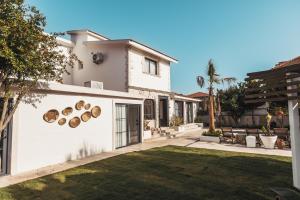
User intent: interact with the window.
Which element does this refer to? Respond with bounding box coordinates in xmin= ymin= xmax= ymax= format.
xmin=78 ymin=61 xmax=83 ymax=70
xmin=143 ymin=58 xmax=158 ymax=75
xmin=144 ymin=99 xmax=155 ymax=120
xmin=174 ymin=101 xmax=183 ymax=118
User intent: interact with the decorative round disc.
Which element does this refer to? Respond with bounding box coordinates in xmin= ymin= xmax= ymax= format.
xmin=75 ymin=100 xmax=85 ymax=110
xmin=91 ymin=106 xmax=101 ymax=118
xmin=62 ymin=107 xmax=73 ymax=116
xmin=58 ymin=118 xmax=66 ymax=126
xmin=84 ymin=103 xmax=91 ymax=110
xmin=69 ymin=117 xmax=81 ymax=128
xmin=81 ymin=111 xmax=92 ymax=122
xmin=43 ymin=109 xmax=59 ymax=123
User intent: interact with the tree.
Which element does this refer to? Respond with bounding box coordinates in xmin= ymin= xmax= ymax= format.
xmin=244 ymin=80 xmax=266 ymax=127
xmin=0 ymin=0 xmax=76 ymax=134
xmin=218 ymin=83 xmax=247 ymax=126
xmin=196 ymin=59 xmax=236 ymax=132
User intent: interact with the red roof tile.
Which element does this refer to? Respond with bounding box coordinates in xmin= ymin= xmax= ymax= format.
xmin=187 ymin=92 xmax=209 ymax=98
xmin=273 ymin=56 xmax=300 ymax=69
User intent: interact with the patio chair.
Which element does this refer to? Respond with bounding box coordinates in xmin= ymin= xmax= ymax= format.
xmin=246 ymin=129 xmax=261 ymax=146
xmin=273 ymin=128 xmax=290 ymax=148
xmin=221 ymin=127 xmax=234 ymax=144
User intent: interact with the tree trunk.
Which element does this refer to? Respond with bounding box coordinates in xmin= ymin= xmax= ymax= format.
xmin=0 ymin=94 xmax=22 ymax=134
xmin=217 ymin=94 xmax=222 ymax=128
xmin=209 ymin=88 xmax=215 ymax=132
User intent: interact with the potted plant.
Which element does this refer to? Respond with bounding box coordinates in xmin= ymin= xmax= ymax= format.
xmin=170 ymin=116 xmax=185 ymax=132
xmin=259 ymin=113 xmax=278 ymax=149
xmin=143 ymin=120 xmax=152 ymax=139
xmin=200 ymin=130 xmax=221 ymax=143
xmin=276 ymin=139 xmax=285 ymax=149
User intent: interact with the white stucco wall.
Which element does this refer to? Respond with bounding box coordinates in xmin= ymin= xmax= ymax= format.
xmin=10 ymin=83 xmax=143 ymax=175
xmin=128 ymin=48 xmax=171 ymax=92
xmin=11 ymin=93 xmax=113 ymax=174
xmin=64 ymin=34 xmax=128 ymax=92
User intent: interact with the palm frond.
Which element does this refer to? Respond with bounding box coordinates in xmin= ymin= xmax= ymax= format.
xmin=222 ymin=77 xmax=237 ymax=86
xmin=207 ymin=59 xmax=216 ymax=78
xmin=196 ymin=76 xmax=205 ymax=88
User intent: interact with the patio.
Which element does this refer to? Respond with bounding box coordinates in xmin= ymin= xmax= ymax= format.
xmin=188 ymin=130 xmax=291 ymax=157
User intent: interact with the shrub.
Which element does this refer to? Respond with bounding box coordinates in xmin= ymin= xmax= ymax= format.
xmin=202 ymin=130 xmax=222 ymax=137
xmin=169 ymin=116 xmax=183 ymax=127
xmin=194 ymin=116 xmax=202 ymax=123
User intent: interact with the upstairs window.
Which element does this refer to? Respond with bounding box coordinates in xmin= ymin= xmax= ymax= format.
xmin=143 ymin=58 xmax=158 ymax=75
xmin=144 ymin=99 xmax=155 ymax=120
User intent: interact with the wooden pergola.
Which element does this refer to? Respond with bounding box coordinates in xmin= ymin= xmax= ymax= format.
xmin=245 ymin=63 xmax=300 ymax=191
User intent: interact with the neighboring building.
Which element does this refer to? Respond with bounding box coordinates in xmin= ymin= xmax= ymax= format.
xmin=187 ymin=92 xmax=209 ymax=114
xmin=273 ymin=56 xmax=300 ymax=69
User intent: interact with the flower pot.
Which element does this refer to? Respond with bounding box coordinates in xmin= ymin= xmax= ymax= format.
xmin=276 ymin=139 xmax=285 ymax=149
xmin=175 ymin=125 xmax=185 ymax=132
xmin=143 ymin=130 xmax=152 ymax=140
xmin=199 ymin=135 xmax=220 ymax=143
xmin=259 ymin=134 xmax=278 ymax=149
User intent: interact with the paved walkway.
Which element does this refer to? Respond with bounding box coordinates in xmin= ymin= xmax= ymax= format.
xmin=0 ymin=129 xmax=291 ymax=188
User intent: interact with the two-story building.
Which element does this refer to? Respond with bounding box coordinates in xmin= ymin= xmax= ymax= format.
xmin=0 ymin=29 xmax=200 ymax=180
xmin=61 ymin=29 xmax=200 ymax=129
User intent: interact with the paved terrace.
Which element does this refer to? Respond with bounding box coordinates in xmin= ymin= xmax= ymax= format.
xmin=0 ymin=129 xmax=291 ymax=188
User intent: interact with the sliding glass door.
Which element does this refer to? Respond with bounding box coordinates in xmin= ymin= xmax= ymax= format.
xmin=115 ymin=104 xmax=141 ymax=148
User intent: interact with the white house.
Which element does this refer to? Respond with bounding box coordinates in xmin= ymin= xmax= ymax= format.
xmin=60 ymin=29 xmax=200 ymax=129
xmin=0 ymin=29 xmax=200 ymax=179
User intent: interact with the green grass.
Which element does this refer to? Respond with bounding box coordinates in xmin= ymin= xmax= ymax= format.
xmin=0 ymin=146 xmax=293 ymax=200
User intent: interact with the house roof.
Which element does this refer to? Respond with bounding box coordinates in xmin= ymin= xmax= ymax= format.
xmin=66 ymin=29 xmax=110 ymax=41
xmin=84 ymin=39 xmax=178 ymax=63
xmin=66 ymin=29 xmax=178 ymax=63
xmin=187 ymin=92 xmax=209 ymax=98
xmin=173 ymin=93 xmax=201 ymax=102
xmin=273 ymin=56 xmax=300 ymax=69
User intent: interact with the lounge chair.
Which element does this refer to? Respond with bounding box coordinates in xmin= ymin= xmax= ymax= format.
xmin=221 ymin=127 xmax=234 ymax=143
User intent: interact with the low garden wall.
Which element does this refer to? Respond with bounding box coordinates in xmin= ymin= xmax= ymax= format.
xmin=198 ymin=114 xmax=289 ymax=128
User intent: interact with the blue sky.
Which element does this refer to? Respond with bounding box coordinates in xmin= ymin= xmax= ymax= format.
xmin=27 ymin=0 xmax=300 ymax=94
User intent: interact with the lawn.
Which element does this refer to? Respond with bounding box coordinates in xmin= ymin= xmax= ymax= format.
xmin=0 ymin=146 xmax=293 ymax=200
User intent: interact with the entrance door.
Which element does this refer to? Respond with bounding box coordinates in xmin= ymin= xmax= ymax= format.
xmin=159 ymin=97 xmax=169 ymax=127
xmin=128 ymin=105 xmax=140 ymax=145
xmin=115 ymin=104 xmax=141 ymax=148
xmin=0 ymin=99 xmax=12 ymax=175
xmin=186 ymin=102 xmax=193 ymax=124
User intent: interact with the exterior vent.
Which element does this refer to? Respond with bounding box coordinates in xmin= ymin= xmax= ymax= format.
xmin=91 ymin=52 xmax=104 ymax=64
xmin=84 ymin=81 xmax=104 ymax=90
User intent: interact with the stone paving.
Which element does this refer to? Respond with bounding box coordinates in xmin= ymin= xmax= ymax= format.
xmin=0 ymin=129 xmax=291 ymax=188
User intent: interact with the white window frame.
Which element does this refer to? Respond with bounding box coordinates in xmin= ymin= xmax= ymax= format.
xmin=144 ymin=58 xmax=158 ymax=76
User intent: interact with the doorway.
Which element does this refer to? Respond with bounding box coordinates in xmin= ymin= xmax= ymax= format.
xmin=186 ymin=102 xmax=193 ymax=124
xmin=159 ymin=96 xmax=169 ymax=127
xmin=115 ymin=104 xmax=141 ymax=148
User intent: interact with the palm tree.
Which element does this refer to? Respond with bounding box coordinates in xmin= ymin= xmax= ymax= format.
xmin=197 ymin=59 xmax=236 ymax=132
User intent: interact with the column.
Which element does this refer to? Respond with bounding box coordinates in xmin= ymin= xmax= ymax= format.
xmin=288 ymin=99 xmax=300 ymax=190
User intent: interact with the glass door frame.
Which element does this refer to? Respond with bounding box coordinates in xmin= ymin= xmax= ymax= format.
xmin=115 ymin=104 xmax=141 ymax=149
